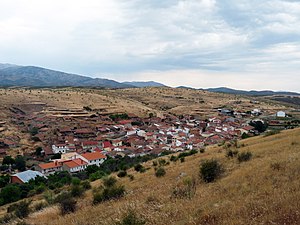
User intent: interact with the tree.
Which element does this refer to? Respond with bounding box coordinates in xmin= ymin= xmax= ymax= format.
xmin=35 ymin=147 xmax=43 ymax=156
xmin=0 ymin=184 xmax=22 ymax=204
xmin=2 ymin=156 xmax=15 ymax=165
xmin=14 ymin=156 xmax=26 ymax=171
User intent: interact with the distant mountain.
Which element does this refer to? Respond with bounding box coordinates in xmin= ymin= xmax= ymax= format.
xmin=204 ymin=87 xmax=300 ymax=96
xmin=176 ymin=86 xmax=195 ymax=90
xmin=0 ymin=64 xmax=133 ymax=88
xmin=122 ymin=81 xmax=166 ymax=88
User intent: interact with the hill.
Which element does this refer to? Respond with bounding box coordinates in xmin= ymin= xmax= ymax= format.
xmin=21 ymin=128 xmax=300 ymax=225
xmin=122 ymin=81 xmax=166 ymax=87
xmin=205 ymin=87 xmax=300 ymax=96
xmin=0 ymin=64 xmax=132 ymax=88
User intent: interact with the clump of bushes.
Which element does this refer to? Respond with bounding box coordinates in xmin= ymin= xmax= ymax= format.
xmin=155 ymin=167 xmax=166 ymax=177
xmin=199 ymin=159 xmax=222 ymax=183
xmin=117 ymin=170 xmax=127 ymax=178
xmin=116 ymin=209 xmax=146 ymax=225
xmin=134 ymin=164 xmax=146 ymax=173
xmin=93 ymin=176 xmax=125 ymax=204
xmin=59 ymin=197 xmax=77 ymax=215
xmin=226 ymin=149 xmax=239 ymax=158
xmin=7 ymin=200 xmax=31 ymax=219
xmin=172 ymin=176 xmax=196 ymax=199
xmin=237 ymin=152 xmax=252 ymax=162
xmin=264 ymin=130 xmax=280 ymax=137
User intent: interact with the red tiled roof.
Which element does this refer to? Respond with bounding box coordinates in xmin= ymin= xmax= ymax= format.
xmin=81 ymin=152 xmax=106 ymax=161
xmin=82 ymin=141 xmax=98 ymax=146
xmin=38 ymin=161 xmax=62 ymax=170
xmin=103 ymin=141 xmax=112 ymax=148
xmin=63 ymin=159 xmax=87 ymax=168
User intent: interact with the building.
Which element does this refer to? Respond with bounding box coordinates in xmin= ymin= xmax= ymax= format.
xmin=81 ymin=152 xmax=107 ymax=166
xmin=62 ymin=159 xmax=88 ymax=173
xmin=276 ymin=111 xmax=286 ymax=118
xmin=11 ymin=170 xmax=46 ymax=184
xmin=36 ymin=161 xmax=63 ymax=176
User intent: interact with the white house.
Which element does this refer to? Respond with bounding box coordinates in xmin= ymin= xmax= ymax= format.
xmin=52 ymin=144 xmax=70 ymax=154
xmin=276 ymin=111 xmax=286 ymax=118
xmin=81 ymin=152 xmax=107 ymax=166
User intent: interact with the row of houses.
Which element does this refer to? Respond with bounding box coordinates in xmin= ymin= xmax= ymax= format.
xmin=36 ymin=151 xmax=106 ymax=176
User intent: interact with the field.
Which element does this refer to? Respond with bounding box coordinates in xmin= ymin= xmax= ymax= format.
xmin=15 ymin=127 xmax=300 ymax=225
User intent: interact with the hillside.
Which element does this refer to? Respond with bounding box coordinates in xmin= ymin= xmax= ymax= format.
xmin=0 ymin=64 xmax=132 ymax=88
xmin=19 ymin=128 xmax=300 ymax=225
xmin=205 ymin=87 xmax=300 ymax=96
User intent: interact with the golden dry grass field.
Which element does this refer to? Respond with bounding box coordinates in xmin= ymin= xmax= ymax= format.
xmin=18 ymin=128 xmax=300 ymax=225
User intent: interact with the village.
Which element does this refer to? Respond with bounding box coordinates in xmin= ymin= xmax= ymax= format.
xmin=1 ymin=102 xmax=290 ymax=181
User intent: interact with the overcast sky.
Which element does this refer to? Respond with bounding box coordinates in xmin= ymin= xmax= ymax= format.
xmin=0 ymin=0 xmax=300 ymax=91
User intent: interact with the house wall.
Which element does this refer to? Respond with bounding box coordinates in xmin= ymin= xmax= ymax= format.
xmin=11 ymin=176 xmax=23 ymax=184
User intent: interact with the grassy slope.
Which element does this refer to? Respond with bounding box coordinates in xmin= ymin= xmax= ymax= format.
xmin=25 ymin=128 xmax=300 ymax=225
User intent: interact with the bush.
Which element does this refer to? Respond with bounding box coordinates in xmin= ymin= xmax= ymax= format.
xmin=237 ymin=152 xmax=252 ymax=162
xmin=54 ymin=191 xmax=71 ymax=204
xmin=155 ymin=167 xmax=166 ymax=177
xmin=13 ymin=200 xmax=31 ymax=219
xmin=180 ymin=157 xmax=185 ymax=163
xmin=199 ymin=159 xmax=222 ymax=183
xmin=170 ymin=155 xmax=177 ymax=162
xmin=199 ymin=149 xmax=205 ymax=153
xmin=81 ymin=180 xmax=91 ymax=190
xmin=152 ymin=161 xmax=158 ymax=166
xmin=264 ymin=130 xmax=280 ymax=137
xmin=71 ymin=185 xmax=84 ymax=197
xmin=226 ymin=149 xmax=239 ymax=158
xmin=71 ymin=177 xmax=81 ymax=186
xmin=158 ymin=159 xmax=167 ymax=166
xmin=134 ymin=164 xmax=144 ymax=173
xmin=93 ymin=185 xmax=125 ymax=204
xmin=33 ymin=201 xmax=48 ymax=211
xmin=103 ymin=176 xmax=117 ymax=188
xmin=89 ymin=171 xmax=106 ymax=181
xmin=172 ymin=176 xmax=197 ymax=199
xmin=116 ymin=209 xmax=146 ymax=225
xmin=59 ymin=197 xmax=77 ymax=215
xmin=127 ymin=174 xmax=134 ymax=181
xmin=117 ymin=170 xmax=127 ymax=178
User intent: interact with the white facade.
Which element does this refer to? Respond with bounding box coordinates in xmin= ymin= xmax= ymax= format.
xmin=52 ymin=144 xmax=70 ymax=154
xmin=277 ymin=111 xmax=286 ymax=118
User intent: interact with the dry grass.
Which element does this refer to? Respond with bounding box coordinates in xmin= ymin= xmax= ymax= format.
xmin=19 ymin=128 xmax=300 ymax=225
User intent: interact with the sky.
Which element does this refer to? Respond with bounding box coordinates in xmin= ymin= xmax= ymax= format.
xmin=0 ymin=0 xmax=300 ymax=91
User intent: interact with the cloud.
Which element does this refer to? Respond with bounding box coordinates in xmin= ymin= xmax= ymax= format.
xmin=0 ymin=0 xmax=299 ymax=91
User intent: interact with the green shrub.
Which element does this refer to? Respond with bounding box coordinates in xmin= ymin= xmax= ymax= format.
xmin=59 ymin=197 xmax=77 ymax=215
xmin=117 ymin=171 xmax=127 ymax=178
xmin=237 ymin=152 xmax=252 ymax=162
xmin=13 ymin=200 xmax=31 ymax=219
xmin=158 ymin=159 xmax=167 ymax=166
xmin=264 ymin=130 xmax=280 ymax=137
xmin=180 ymin=157 xmax=185 ymax=163
xmin=116 ymin=209 xmax=146 ymax=225
xmin=71 ymin=177 xmax=81 ymax=186
xmin=199 ymin=149 xmax=205 ymax=153
xmin=152 ymin=161 xmax=158 ymax=167
xmin=134 ymin=164 xmax=144 ymax=173
xmin=155 ymin=167 xmax=166 ymax=177
xmin=226 ymin=149 xmax=239 ymax=158
xmin=170 ymin=155 xmax=177 ymax=162
xmin=33 ymin=201 xmax=48 ymax=212
xmin=199 ymin=159 xmax=222 ymax=183
xmin=81 ymin=180 xmax=91 ymax=190
xmin=71 ymin=185 xmax=84 ymax=197
xmin=103 ymin=176 xmax=117 ymax=188
xmin=54 ymin=191 xmax=71 ymax=204
xmin=93 ymin=185 xmax=125 ymax=204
